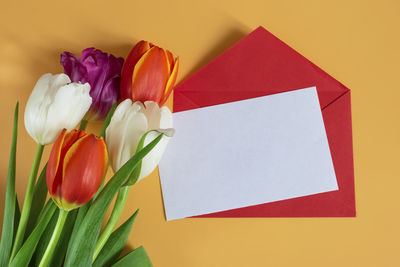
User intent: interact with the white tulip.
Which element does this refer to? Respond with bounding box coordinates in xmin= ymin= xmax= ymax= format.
xmin=106 ymin=99 xmax=173 ymax=182
xmin=24 ymin=73 xmax=92 ymax=145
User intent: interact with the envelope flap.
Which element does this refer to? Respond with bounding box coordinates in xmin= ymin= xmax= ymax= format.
xmin=174 ymin=26 xmax=349 ymax=112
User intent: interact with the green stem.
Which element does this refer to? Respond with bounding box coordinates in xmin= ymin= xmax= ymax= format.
xmin=38 ymin=209 xmax=69 ymax=267
xmin=92 ymin=186 xmax=130 ymax=261
xmin=99 ymin=102 xmax=117 ymax=138
xmin=10 ymin=143 xmax=44 ymax=260
xmin=79 ymin=119 xmax=88 ymax=131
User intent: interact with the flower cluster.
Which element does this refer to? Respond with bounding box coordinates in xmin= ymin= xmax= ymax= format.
xmin=1 ymin=41 xmax=178 ymax=266
xmin=61 ymin=48 xmax=124 ymax=121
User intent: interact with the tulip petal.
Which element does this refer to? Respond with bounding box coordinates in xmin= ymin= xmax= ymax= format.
xmin=106 ymin=101 xmax=148 ymax=172
xmin=138 ymin=105 xmax=173 ymax=181
xmin=24 ymin=74 xmax=71 ymax=144
xmin=131 ymin=46 xmax=170 ymax=104
xmin=160 ymin=57 xmax=179 ymax=106
xmin=86 ymin=74 xmax=119 ymax=121
xmin=163 ymin=50 xmax=172 ymax=75
xmin=61 ymin=52 xmax=89 ymax=83
xmin=81 ymin=48 xmax=110 ymax=116
xmin=46 ymin=129 xmax=67 ymax=197
xmin=60 ymin=135 xmax=108 ymax=209
xmin=83 ymin=49 xmax=123 ymax=120
xmin=165 ymin=50 xmax=175 ymax=73
xmin=106 ymin=99 xmax=133 ymax=124
xmin=143 ymin=101 xmax=162 ymax=129
xmin=120 ymin=41 xmax=151 ymax=100
xmin=139 ymin=131 xmax=170 ymax=181
xmin=159 ymin=106 xmax=173 ymax=129
xmin=47 ymin=129 xmax=87 ymax=199
xmin=42 ymin=82 xmax=92 ymax=144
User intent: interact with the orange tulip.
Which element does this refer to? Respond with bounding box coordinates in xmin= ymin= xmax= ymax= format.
xmin=46 ymin=129 xmax=108 ymax=210
xmin=120 ymin=40 xmax=179 ymax=106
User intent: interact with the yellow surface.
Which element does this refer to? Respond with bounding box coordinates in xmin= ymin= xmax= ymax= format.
xmin=0 ymin=0 xmax=399 ymax=266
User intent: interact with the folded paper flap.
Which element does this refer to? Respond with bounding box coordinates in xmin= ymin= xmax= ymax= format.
xmin=175 ymin=86 xmax=350 ymax=113
xmin=174 ymin=26 xmax=349 ymax=112
xmin=321 ymin=90 xmax=356 ymax=213
xmin=174 ymin=91 xmax=201 ymax=110
xmin=322 ymin=90 xmax=350 ymax=111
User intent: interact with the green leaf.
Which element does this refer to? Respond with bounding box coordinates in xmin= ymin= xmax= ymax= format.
xmin=9 ymin=200 xmax=57 ymax=267
xmin=33 ymin=208 xmax=58 ymax=266
xmin=13 ymin=196 xmax=20 ymax=242
xmin=46 ymin=209 xmax=77 ymax=267
xmin=66 ymin=202 xmax=89 ymax=253
xmin=125 ymin=161 xmax=142 ymax=186
xmin=93 ymin=210 xmax=139 ymax=267
xmin=92 ymin=178 xmax=105 ymax=202
xmin=64 ymin=133 xmax=164 ymax=267
xmin=25 ymin=164 xmax=48 ymax=238
xmin=125 ymin=131 xmax=147 ymax=186
xmin=125 ymin=128 xmax=174 ymax=186
xmin=99 ymin=102 xmax=117 ymax=138
xmin=0 ymin=102 xmax=19 ymax=266
xmin=111 ymin=246 xmax=153 ymax=267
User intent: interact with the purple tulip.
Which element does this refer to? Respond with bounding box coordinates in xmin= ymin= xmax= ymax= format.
xmin=61 ymin=48 xmax=124 ymax=121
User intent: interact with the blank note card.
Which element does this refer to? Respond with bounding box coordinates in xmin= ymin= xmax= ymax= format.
xmin=159 ymin=87 xmax=338 ymax=221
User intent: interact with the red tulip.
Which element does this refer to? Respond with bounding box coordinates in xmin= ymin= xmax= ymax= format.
xmin=120 ymin=40 xmax=179 ymax=106
xmin=46 ymin=129 xmax=108 ymax=210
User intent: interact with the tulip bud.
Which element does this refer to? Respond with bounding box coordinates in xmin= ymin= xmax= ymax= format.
xmin=46 ymin=129 xmax=108 ymax=210
xmin=105 ymin=99 xmax=173 ymax=182
xmin=24 ymin=73 xmax=92 ymax=145
xmin=120 ymin=41 xmax=179 ymax=106
xmin=61 ymin=48 xmax=124 ymax=121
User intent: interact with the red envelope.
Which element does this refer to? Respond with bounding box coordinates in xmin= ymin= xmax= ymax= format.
xmin=173 ymin=26 xmax=356 ymax=217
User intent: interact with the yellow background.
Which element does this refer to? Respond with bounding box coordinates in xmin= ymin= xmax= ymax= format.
xmin=1 ymin=0 xmax=399 ymax=266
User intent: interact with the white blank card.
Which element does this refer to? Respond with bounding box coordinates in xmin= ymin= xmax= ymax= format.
xmin=159 ymin=87 xmax=338 ymax=221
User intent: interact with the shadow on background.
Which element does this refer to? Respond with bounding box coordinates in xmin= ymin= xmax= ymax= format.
xmin=181 ymin=28 xmax=248 ymax=82
xmin=120 ymin=243 xmax=135 ymax=258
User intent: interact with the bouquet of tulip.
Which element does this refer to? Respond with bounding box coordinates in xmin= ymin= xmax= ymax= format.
xmin=0 ymin=41 xmax=178 ymax=267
